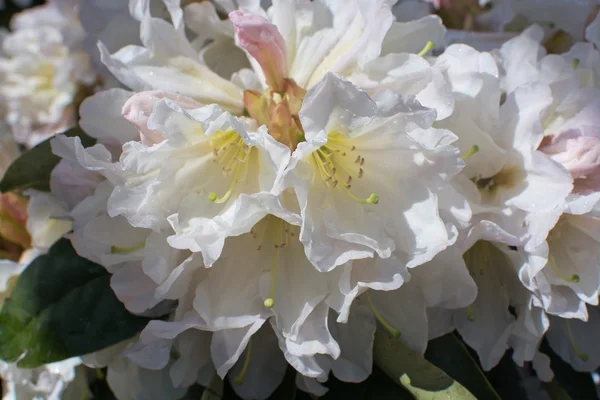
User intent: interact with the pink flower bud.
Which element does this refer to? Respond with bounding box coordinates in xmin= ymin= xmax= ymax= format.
xmin=122 ymin=91 xmax=203 ymax=146
xmin=543 ymin=134 xmax=600 ymax=181
xmin=229 ymin=10 xmax=287 ymax=91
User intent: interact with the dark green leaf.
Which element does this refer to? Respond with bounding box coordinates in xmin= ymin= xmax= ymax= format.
xmin=544 ymin=379 xmax=574 ymax=400
xmin=540 ymin=340 xmax=599 ymax=400
xmin=322 ymin=367 xmax=415 ymax=400
xmin=88 ymin=368 xmax=117 ymax=400
xmin=177 ymin=384 xmax=206 ymax=400
xmin=482 ymin=351 xmax=529 ymax=400
xmin=374 ymin=330 xmax=479 ymax=399
xmin=0 ymin=126 xmax=95 ymax=193
xmin=0 ymin=238 xmax=149 ymax=367
xmin=424 ymin=333 xmax=502 ymax=400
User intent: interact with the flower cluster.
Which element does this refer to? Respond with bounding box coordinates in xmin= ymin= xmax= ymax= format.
xmin=0 ymin=0 xmax=94 ymax=148
xmin=1 ymin=0 xmax=600 ymax=399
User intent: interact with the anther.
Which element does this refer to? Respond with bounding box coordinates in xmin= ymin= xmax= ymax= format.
xmin=355 ymin=155 xmax=361 ymax=164
xmin=417 ymin=41 xmax=435 ymax=57
xmin=572 ymin=58 xmax=580 ymax=69
xmin=360 ymin=157 xmax=365 ymax=166
xmin=358 ymin=168 xmax=364 ymax=178
xmin=461 ymin=145 xmax=480 ymax=160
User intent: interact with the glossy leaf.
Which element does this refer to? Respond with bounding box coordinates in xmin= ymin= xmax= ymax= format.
xmin=0 ymin=126 xmax=94 ymax=193
xmin=482 ymin=352 xmax=529 ymax=400
xmin=373 ymin=330 xmax=478 ymax=399
xmin=425 ymin=333 xmax=502 ymax=400
xmin=322 ymin=367 xmax=415 ymax=399
xmin=0 ymin=239 xmax=149 ymax=367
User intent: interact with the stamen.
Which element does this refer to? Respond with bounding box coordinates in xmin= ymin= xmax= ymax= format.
xmin=233 ymin=340 xmax=253 ymax=384
xmin=313 ymin=147 xmax=379 ymax=204
xmin=572 ymin=58 xmax=580 ymax=69
xmin=417 ymin=41 xmax=435 ymax=57
xmin=366 ymin=292 xmax=401 ymax=338
xmin=565 ymin=319 xmax=588 ymax=362
xmin=264 ymin=221 xmax=281 ymax=308
xmin=461 ymin=145 xmax=480 ymax=160
xmin=111 ymin=241 xmax=145 ymax=254
xmin=208 ymin=140 xmax=251 ymax=204
xmin=548 ymin=255 xmax=580 ymax=283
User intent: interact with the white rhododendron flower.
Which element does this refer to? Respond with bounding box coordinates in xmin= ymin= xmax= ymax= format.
xmin=495 ymin=26 xmax=600 ymax=322
xmin=0 ymin=0 xmax=95 ymax=148
xmin=278 ymin=72 xmax=461 ymax=271
xmin=425 ymin=40 xmax=575 ymax=370
xmin=0 ymin=357 xmax=86 ymax=400
xmin=4 ymin=0 xmax=600 ymax=398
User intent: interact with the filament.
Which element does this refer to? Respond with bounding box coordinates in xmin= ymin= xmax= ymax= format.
xmin=417 ymin=41 xmax=434 ymax=57
xmin=461 ymin=145 xmax=480 ymax=160
xmin=233 ymin=340 xmax=253 ymax=384
xmin=366 ymin=292 xmax=401 ymax=338
xmin=565 ymin=319 xmax=588 ymax=362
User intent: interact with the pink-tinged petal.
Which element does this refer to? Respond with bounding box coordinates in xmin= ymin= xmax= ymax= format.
xmin=543 ymin=134 xmax=600 ymax=182
xmin=122 ymin=91 xmax=203 ymax=146
xmin=229 ymin=10 xmax=287 ymax=90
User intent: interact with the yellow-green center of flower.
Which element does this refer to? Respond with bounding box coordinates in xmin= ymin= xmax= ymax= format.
xmin=207 ymin=129 xmax=253 ymax=204
xmin=312 ymin=132 xmax=379 ymax=205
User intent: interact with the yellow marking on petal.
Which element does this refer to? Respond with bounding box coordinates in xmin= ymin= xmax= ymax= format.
xmin=366 ymin=292 xmax=401 ymax=338
xmin=111 ymin=241 xmax=145 ymax=254
xmin=312 ymin=132 xmax=380 ymax=205
xmin=208 ymin=130 xmax=252 ymax=204
xmin=461 ymin=145 xmax=480 ymax=160
xmin=417 ymin=41 xmax=435 ymax=57
xmin=565 ymin=319 xmax=588 ymax=362
xmin=233 ymin=340 xmax=253 ymax=385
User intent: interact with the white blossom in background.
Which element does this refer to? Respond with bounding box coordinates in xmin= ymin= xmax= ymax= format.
xmin=425 ymin=40 xmax=575 ymax=371
xmin=0 ymin=0 xmax=95 ymax=148
xmin=494 ymin=26 xmax=600 ymax=373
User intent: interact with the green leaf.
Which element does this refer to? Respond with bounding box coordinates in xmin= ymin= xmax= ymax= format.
xmin=0 ymin=126 xmax=95 ymax=193
xmin=424 ymin=333 xmax=502 ymax=400
xmin=373 ymin=330 xmax=479 ymax=400
xmin=540 ymin=340 xmax=599 ymax=400
xmin=544 ymin=379 xmax=574 ymax=400
xmin=0 ymin=238 xmax=149 ymax=367
xmin=322 ymin=367 xmax=415 ymax=400
xmin=482 ymin=352 xmax=529 ymax=400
